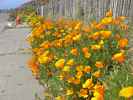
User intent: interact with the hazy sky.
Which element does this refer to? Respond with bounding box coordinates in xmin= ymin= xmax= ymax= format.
xmin=0 ymin=0 xmax=32 ymax=9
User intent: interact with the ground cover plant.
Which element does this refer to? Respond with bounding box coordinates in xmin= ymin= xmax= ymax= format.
xmin=26 ymin=10 xmax=133 ymax=100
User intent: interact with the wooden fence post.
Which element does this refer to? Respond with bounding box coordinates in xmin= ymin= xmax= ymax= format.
xmin=36 ymin=0 xmax=133 ymax=22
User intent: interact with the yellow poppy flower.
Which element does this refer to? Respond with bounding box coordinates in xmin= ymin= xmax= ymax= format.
xmin=76 ymin=65 xmax=84 ymax=71
xmin=119 ymin=86 xmax=133 ymax=98
xmin=91 ymin=45 xmax=101 ymax=50
xmin=91 ymin=97 xmax=98 ymax=100
xmin=60 ymin=29 xmax=65 ymax=33
xmin=73 ymin=34 xmax=81 ymax=41
xmin=91 ymin=91 xmax=104 ymax=100
xmin=62 ymin=66 xmax=70 ymax=72
xmin=74 ymin=21 xmax=82 ymax=30
xmin=38 ymin=56 xmax=49 ymax=64
xmin=41 ymin=50 xmax=50 ymax=56
xmin=55 ymin=96 xmax=64 ymax=100
xmin=38 ymin=50 xmax=50 ymax=64
xmin=75 ymin=71 xmax=83 ymax=79
xmin=83 ymin=78 xmax=94 ymax=89
xmin=55 ymin=59 xmax=65 ymax=68
xmin=101 ymin=17 xmax=113 ymax=24
xmin=66 ymin=89 xmax=74 ymax=95
xmin=66 ymin=59 xmax=74 ymax=66
xmin=99 ymin=40 xmax=104 ymax=46
xmin=58 ymin=72 xmax=65 ymax=80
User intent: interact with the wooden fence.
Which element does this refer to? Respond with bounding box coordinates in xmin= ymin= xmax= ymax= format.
xmin=36 ymin=0 xmax=133 ymax=22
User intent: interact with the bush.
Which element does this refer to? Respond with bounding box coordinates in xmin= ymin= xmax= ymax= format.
xmin=26 ymin=10 xmax=132 ymax=100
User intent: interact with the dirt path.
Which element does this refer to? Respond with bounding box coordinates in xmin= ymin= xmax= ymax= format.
xmin=0 ymin=13 xmax=43 ymax=100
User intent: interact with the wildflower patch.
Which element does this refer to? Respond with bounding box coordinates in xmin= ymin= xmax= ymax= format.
xmin=26 ymin=10 xmax=132 ymax=100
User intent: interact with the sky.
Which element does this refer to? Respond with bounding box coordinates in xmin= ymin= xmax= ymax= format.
xmin=0 ymin=0 xmax=32 ymax=9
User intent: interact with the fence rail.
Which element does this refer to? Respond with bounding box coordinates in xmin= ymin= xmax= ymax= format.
xmin=36 ymin=0 xmax=133 ymax=22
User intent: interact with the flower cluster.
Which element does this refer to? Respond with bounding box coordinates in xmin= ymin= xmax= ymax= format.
xmin=27 ymin=10 xmax=129 ymax=100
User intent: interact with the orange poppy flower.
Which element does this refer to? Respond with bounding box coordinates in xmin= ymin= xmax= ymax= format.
xmin=100 ymin=31 xmax=112 ymax=39
xmin=89 ymin=32 xmax=100 ymax=40
xmin=105 ymin=9 xmax=113 ymax=17
xmin=91 ymin=91 xmax=104 ymax=100
xmin=83 ymin=78 xmax=94 ymax=89
xmin=93 ymin=70 xmax=102 ymax=78
xmin=47 ymin=69 xmax=53 ymax=77
xmin=82 ymin=47 xmax=89 ymax=54
xmin=27 ymin=57 xmax=39 ymax=76
xmin=32 ymin=26 xmax=44 ymax=37
xmin=73 ymin=78 xmax=81 ymax=85
xmin=112 ymin=52 xmax=125 ymax=63
xmin=74 ymin=21 xmax=82 ymax=30
xmin=118 ymin=38 xmax=128 ymax=48
xmin=118 ymin=16 xmax=127 ymax=21
xmin=95 ymin=61 xmax=105 ymax=68
xmin=44 ymin=19 xmax=53 ymax=29
xmin=40 ymin=41 xmax=51 ymax=49
xmin=79 ymin=89 xmax=88 ymax=98
xmin=67 ymin=76 xmax=75 ymax=83
xmin=114 ymin=33 xmax=121 ymax=40
xmin=94 ymin=84 xmax=105 ymax=96
xmin=82 ymin=25 xmax=91 ymax=33
xmin=95 ymin=23 xmax=105 ymax=30
xmin=70 ymin=48 xmax=79 ymax=56
xmin=84 ymin=52 xmax=91 ymax=59
xmin=90 ymin=21 xmax=97 ymax=29
xmin=83 ymin=66 xmax=92 ymax=73
xmin=112 ymin=18 xmax=121 ymax=25
xmin=120 ymin=24 xmax=128 ymax=30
